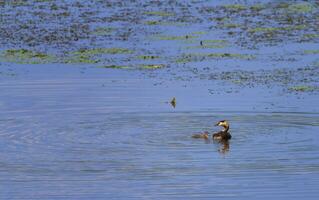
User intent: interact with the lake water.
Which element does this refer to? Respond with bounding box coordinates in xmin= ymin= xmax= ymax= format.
xmin=0 ymin=73 xmax=318 ymax=199
xmin=0 ymin=0 xmax=319 ymax=199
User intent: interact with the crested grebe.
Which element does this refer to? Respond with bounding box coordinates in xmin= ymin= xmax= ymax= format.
xmin=192 ymin=131 xmax=209 ymax=140
xmin=212 ymin=120 xmax=231 ymax=141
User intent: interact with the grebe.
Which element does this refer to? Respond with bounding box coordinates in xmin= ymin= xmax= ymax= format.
xmin=212 ymin=120 xmax=231 ymax=141
xmin=192 ymin=131 xmax=209 ymax=140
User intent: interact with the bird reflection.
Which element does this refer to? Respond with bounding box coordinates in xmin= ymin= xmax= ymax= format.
xmin=218 ymin=140 xmax=230 ymax=154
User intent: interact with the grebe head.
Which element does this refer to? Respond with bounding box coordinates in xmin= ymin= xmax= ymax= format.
xmin=215 ymin=120 xmax=229 ymax=129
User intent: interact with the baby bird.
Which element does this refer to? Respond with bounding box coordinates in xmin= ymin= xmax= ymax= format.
xmin=212 ymin=120 xmax=231 ymax=141
xmin=192 ymin=131 xmax=209 ymax=140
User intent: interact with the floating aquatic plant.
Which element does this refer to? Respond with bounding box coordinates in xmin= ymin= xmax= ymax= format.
xmin=140 ymin=64 xmax=165 ymax=69
xmin=303 ymin=50 xmax=319 ymax=54
xmin=287 ymin=3 xmax=315 ymax=13
xmin=73 ymin=48 xmax=133 ymax=55
xmin=137 ymin=55 xmax=160 ymax=60
xmin=175 ymin=53 xmax=254 ymax=63
xmin=64 ymin=55 xmax=98 ymax=64
xmin=91 ymin=27 xmax=113 ymax=36
xmin=289 ymin=85 xmax=316 ymax=92
xmin=249 ymin=25 xmax=307 ymax=33
xmin=154 ymin=35 xmax=198 ymax=41
xmin=303 ymin=34 xmax=319 ymax=39
xmin=250 ymin=4 xmax=265 ymax=12
xmin=144 ymin=11 xmax=174 ymax=16
xmin=99 ymin=65 xmax=130 ymax=69
xmin=222 ymin=4 xmax=246 ymax=11
xmin=0 ymin=49 xmax=54 ymax=64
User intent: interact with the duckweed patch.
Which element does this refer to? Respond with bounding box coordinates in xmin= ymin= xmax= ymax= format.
xmin=207 ymin=53 xmax=254 ymax=59
xmin=73 ymin=48 xmax=133 ymax=55
xmin=91 ymin=27 xmax=113 ymax=36
xmin=213 ymin=17 xmax=230 ymax=22
xmin=99 ymin=65 xmax=130 ymax=69
xmin=222 ymin=23 xmax=241 ymax=29
xmin=144 ymin=21 xmax=186 ymax=26
xmin=176 ymin=53 xmax=254 ymax=63
xmin=145 ymin=21 xmax=162 ymax=25
xmin=192 ymin=31 xmax=207 ymax=35
xmin=287 ymin=3 xmax=315 ymax=13
xmin=64 ymin=55 xmax=98 ymax=64
xmin=185 ymin=44 xmax=226 ymax=49
xmin=140 ymin=64 xmax=165 ymax=69
xmin=303 ymin=50 xmax=319 ymax=54
xmin=0 ymin=49 xmax=54 ymax=64
xmin=144 ymin=11 xmax=174 ymax=17
xmin=249 ymin=25 xmax=307 ymax=33
xmin=137 ymin=55 xmax=160 ymax=60
xmin=303 ymin=34 xmax=319 ymax=39
xmin=250 ymin=4 xmax=265 ymax=12
xmin=223 ymin=4 xmax=246 ymax=11
xmin=154 ymin=35 xmax=198 ymax=41
xmin=289 ymin=85 xmax=317 ymax=92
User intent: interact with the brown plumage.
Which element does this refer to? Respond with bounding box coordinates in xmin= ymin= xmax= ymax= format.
xmin=212 ymin=120 xmax=231 ymax=141
xmin=192 ymin=131 xmax=209 ymax=140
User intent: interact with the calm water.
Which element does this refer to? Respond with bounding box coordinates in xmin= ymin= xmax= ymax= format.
xmin=0 ymin=76 xmax=318 ymax=199
xmin=1 ymin=0 xmax=319 ymax=199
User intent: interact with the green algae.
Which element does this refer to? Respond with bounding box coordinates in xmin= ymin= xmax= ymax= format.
xmin=249 ymin=27 xmax=280 ymax=33
xmin=250 ymin=4 xmax=265 ymax=12
xmin=64 ymin=55 xmax=98 ymax=64
xmin=213 ymin=17 xmax=230 ymax=22
xmin=91 ymin=27 xmax=113 ymax=35
xmin=73 ymin=48 xmax=133 ymax=55
xmin=140 ymin=64 xmax=165 ymax=69
xmin=99 ymin=65 xmax=130 ymax=69
xmin=289 ymin=85 xmax=317 ymax=92
xmin=222 ymin=23 xmax=241 ymax=29
xmin=185 ymin=45 xmax=226 ymax=49
xmin=155 ymin=35 xmax=198 ymax=41
xmin=137 ymin=55 xmax=160 ymax=60
xmin=223 ymin=4 xmax=246 ymax=11
xmin=6 ymin=0 xmax=28 ymax=6
xmin=249 ymin=25 xmax=307 ymax=33
xmin=144 ymin=21 xmax=186 ymax=26
xmin=0 ymin=49 xmax=54 ymax=64
xmin=176 ymin=52 xmax=254 ymax=63
xmin=145 ymin=21 xmax=162 ymax=25
xmin=287 ymin=3 xmax=315 ymax=13
xmin=192 ymin=31 xmax=207 ymax=35
xmin=303 ymin=50 xmax=319 ymax=54
xmin=276 ymin=2 xmax=290 ymax=9
xmin=303 ymin=34 xmax=319 ymax=39
xmin=206 ymin=53 xmax=254 ymax=59
xmin=144 ymin=11 xmax=174 ymax=17
xmin=202 ymin=39 xmax=228 ymax=44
